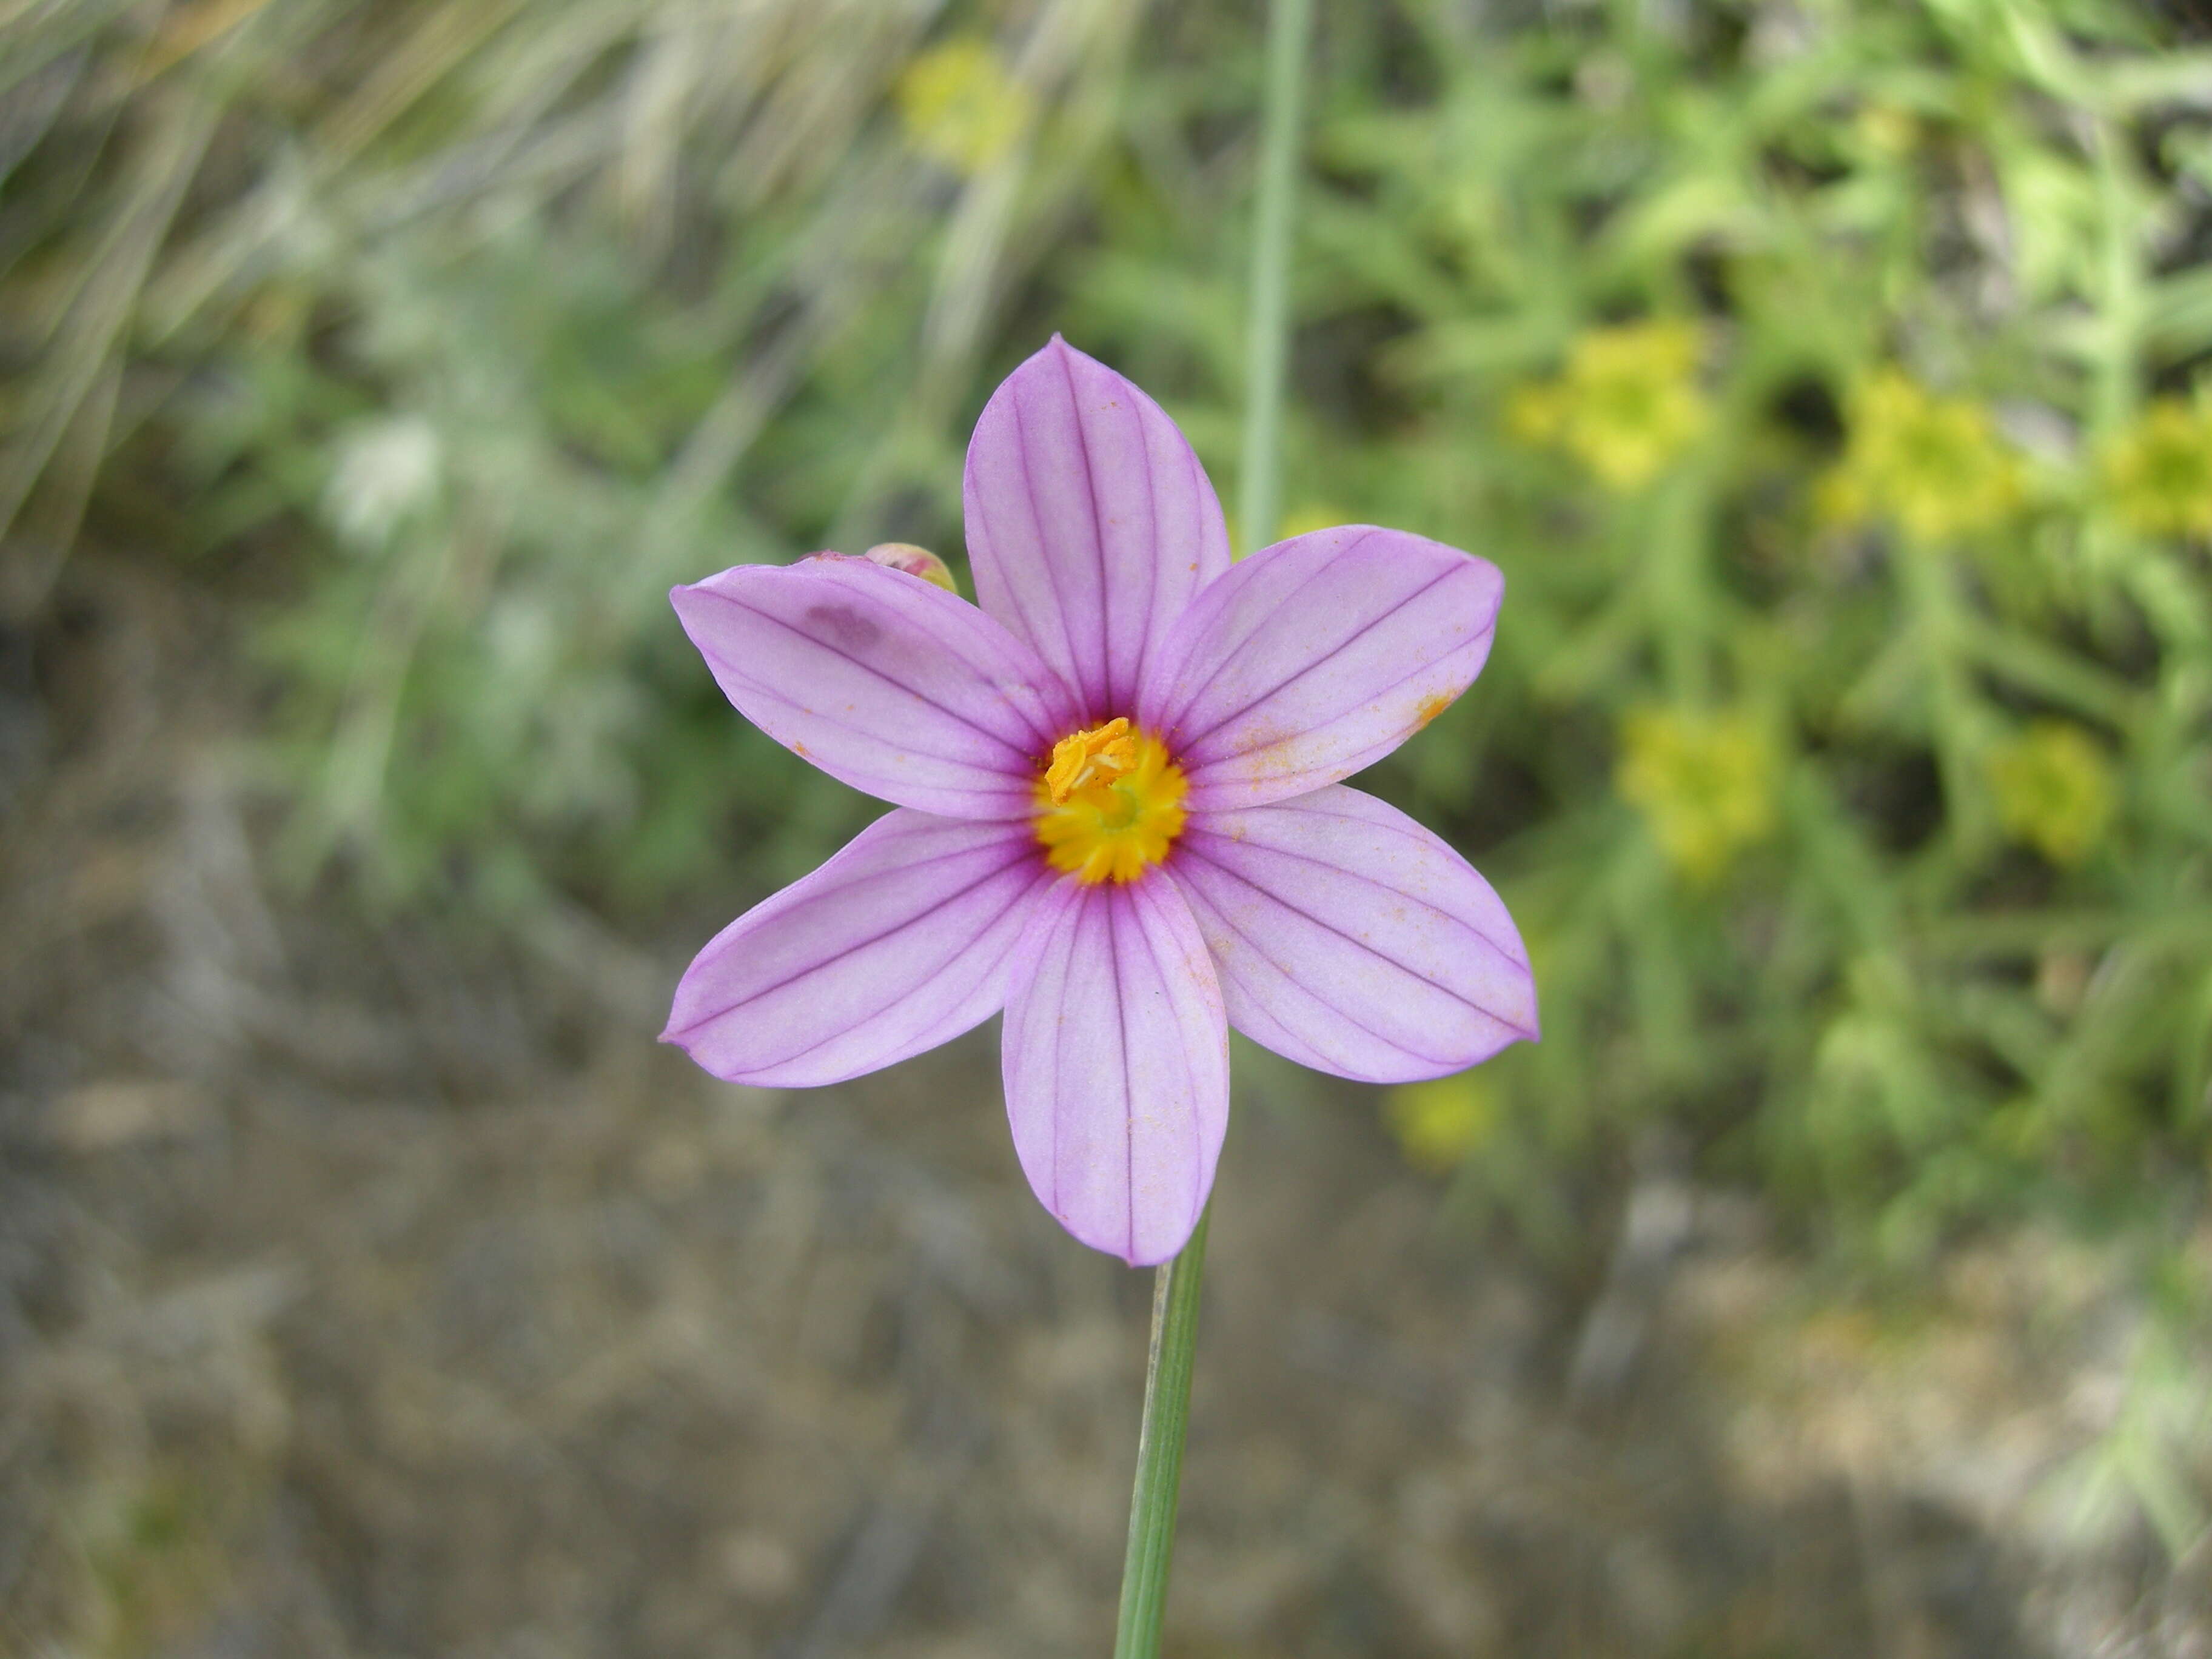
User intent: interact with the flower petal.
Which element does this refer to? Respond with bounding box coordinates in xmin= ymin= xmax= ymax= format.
xmin=1170 ymin=785 xmax=1537 ymax=1082
xmin=1138 ymin=526 xmax=1504 ymax=812
xmin=1000 ymin=874 xmax=1228 ymax=1266
xmin=964 ymin=336 xmax=1233 ymax=720
xmin=664 ymin=809 xmax=1051 ymax=1086
xmin=673 ymin=554 xmax=1081 ymax=820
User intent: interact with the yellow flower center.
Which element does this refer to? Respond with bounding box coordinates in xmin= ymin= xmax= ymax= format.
xmin=1034 ymin=719 xmax=1188 ymax=885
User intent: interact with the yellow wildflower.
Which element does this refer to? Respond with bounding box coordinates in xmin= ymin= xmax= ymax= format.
xmin=1986 ymin=721 xmax=2115 ymax=866
xmin=1506 ymin=381 xmax=1567 ymax=446
xmin=895 ymin=39 xmax=1030 ymax=175
xmin=1617 ymin=706 xmax=1780 ymax=882
xmin=1278 ymin=502 xmax=1349 ymax=539
xmin=1510 ymin=321 xmax=1709 ymax=492
xmin=1225 ymin=503 xmax=1348 ymax=559
xmin=1855 ymin=103 xmax=1920 ymax=158
xmin=1382 ymin=1071 xmax=1500 ymax=1175
xmin=2099 ymin=398 xmax=2212 ymax=540
xmin=1823 ymin=370 xmax=2021 ymax=543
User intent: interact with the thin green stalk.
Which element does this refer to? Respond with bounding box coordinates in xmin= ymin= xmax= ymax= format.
xmin=1897 ymin=538 xmax=1992 ymax=855
xmin=1110 ymin=8 xmax=1308 ymax=1651
xmin=1236 ymin=0 xmax=1315 ymax=554
xmin=1111 ymin=1201 xmax=1212 ymax=1659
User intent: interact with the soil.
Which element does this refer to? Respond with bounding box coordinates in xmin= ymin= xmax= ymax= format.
xmin=3 ymin=552 xmax=2207 ymax=1658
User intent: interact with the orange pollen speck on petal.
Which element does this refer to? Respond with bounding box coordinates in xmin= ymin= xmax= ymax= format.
xmin=1416 ymin=691 xmax=1456 ymax=730
xmin=1034 ymin=720 xmax=1187 ymax=885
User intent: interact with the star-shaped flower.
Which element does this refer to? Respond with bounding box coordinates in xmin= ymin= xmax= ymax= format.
xmin=665 ymin=338 xmax=1537 ymax=1264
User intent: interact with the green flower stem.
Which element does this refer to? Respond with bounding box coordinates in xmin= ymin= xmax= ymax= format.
xmin=1111 ymin=1199 xmax=1213 ymax=1659
xmin=1898 ymin=539 xmax=1992 ymax=854
xmin=1643 ymin=468 xmax=1715 ymax=706
xmin=1236 ymin=0 xmax=1315 ymax=554
xmin=1110 ymin=5 xmax=1308 ymax=1649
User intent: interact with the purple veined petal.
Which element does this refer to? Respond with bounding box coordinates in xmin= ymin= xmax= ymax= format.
xmin=1000 ymin=874 xmax=1229 ymax=1267
xmin=664 ymin=809 xmax=1054 ymax=1087
xmin=964 ymin=336 xmax=1233 ymax=721
xmin=1170 ymin=785 xmax=1537 ymax=1082
xmin=673 ymin=554 xmax=1083 ymax=820
xmin=1136 ymin=526 xmax=1504 ymax=813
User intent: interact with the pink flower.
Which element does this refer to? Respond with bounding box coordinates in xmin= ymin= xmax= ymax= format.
xmin=664 ymin=338 xmax=1538 ymax=1265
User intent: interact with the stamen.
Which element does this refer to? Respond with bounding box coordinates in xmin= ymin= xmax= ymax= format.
xmin=1034 ymin=721 xmax=1187 ymax=885
xmin=1045 ymin=717 xmax=1138 ymax=805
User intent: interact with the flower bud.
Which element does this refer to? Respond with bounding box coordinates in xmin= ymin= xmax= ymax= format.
xmin=862 ymin=542 xmax=960 ymax=594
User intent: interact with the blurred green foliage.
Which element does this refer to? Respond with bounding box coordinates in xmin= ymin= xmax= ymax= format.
xmin=8 ymin=0 xmax=2212 ymax=1290
xmin=1234 ymin=0 xmax=2212 ymax=1278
